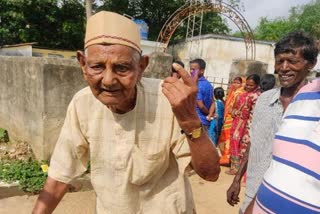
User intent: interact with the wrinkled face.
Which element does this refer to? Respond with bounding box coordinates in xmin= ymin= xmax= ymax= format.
xmin=232 ymin=79 xmax=242 ymax=89
xmin=77 ymin=44 xmax=148 ymax=113
xmin=245 ymin=79 xmax=258 ymax=92
xmin=275 ymin=49 xmax=314 ymax=88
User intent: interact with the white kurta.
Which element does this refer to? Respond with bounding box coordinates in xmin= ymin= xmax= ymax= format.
xmin=48 ymin=78 xmax=195 ymax=214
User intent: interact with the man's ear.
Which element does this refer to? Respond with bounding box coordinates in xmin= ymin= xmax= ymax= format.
xmin=307 ymin=59 xmax=317 ymax=70
xmin=138 ymin=55 xmax=149 ymax=78
xmin=77 ymin=50 xmax=88 ymax=80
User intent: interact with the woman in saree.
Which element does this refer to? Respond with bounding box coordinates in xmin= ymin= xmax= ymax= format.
xmin=218 ymin=77 xmax=245 ymax=165
xmin=226 ymin=74 xmax=261 ymax=175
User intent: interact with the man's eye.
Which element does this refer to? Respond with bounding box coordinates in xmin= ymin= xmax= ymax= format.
xmin=288 ymin=60 xmax=299 ymax=64
xmin=115 ymin=65 xmax=129 ymax=72
xmin=90 ymin=65 xmax=104 ymax=70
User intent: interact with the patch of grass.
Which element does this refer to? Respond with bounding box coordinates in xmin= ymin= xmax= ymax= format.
xmin=0 ymin=128 xmax=9 ymax=142
xmin=0 ymin=159 xmax=48 ymax=193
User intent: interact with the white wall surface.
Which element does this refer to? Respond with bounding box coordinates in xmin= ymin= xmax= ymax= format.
xmin=168 ymin=34 xmax=276 ymax=85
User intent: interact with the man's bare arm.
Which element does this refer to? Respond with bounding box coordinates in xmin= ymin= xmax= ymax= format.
xmin=187 ymin=132 xmax=221 ymax=181
xmin=226 ymin=142 xmax=250 ymax=206
xmin=33 ymin=177 xmax=69 ymax=214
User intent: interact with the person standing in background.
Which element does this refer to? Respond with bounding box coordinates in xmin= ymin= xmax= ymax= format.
xmin=219 ymin=77 xmax=245 ymax=165
xmin=226 ymin=74 xmax=261 ymax=175
xmin=226 ymin=31 xmax=318 ymax=214
xmin=251 ymin=78 xmax=320 ymax=213
xmin=189 ymin=58 xmax=214 ymax=132
xmin=207 ymin=87 xmax=225 ymax=147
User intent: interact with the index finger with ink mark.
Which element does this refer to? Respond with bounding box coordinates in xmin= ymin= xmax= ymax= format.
xmin=172 ymin=63 xmax=193 ymax=85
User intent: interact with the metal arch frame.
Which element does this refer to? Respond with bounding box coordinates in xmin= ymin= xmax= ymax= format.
xmin=156 ymin=0 xmax=256 ymax=60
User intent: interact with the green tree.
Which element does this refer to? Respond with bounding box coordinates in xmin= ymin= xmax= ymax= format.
xmin=253 ymin=0 xmax=320 ymax=41
xmin=0 ymin=0 xmax=243 ymax=49
xmin=98 ymin=0 xmax=234 ymax=42
xmin=57 ymin=0 xmax=86 ymax=49
xmin=98 ymin=0 xmax=185 ymax=41
xmin=172 ymin=12 xmax=231 ymax=42
xmin=98 ymin=0 xmax=136 ymax=16
xmin=0 ymin=0 xmax=87 ymax=49
xmin=0 ymin=0 xmax=62 ymax=47
xmin=201 ymin=12 xmax=230 ymax=35
xmin=254 ymin=17 xmax=297 ymax=41
xmin=296 ymin=0 xmax=320 ymax=38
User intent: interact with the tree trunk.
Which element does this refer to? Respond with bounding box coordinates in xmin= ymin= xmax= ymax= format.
xmin=85 ymin=0 xmax=92 ymax=19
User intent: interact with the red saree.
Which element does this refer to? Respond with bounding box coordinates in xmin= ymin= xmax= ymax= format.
xmin=229 ymin=88 xmax=261 ymax=172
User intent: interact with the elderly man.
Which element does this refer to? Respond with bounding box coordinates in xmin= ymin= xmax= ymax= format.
xmin=32 ymin=11 xmax=220 ymax=214
xmin=226 ymin=31 xmax=318 ymax=213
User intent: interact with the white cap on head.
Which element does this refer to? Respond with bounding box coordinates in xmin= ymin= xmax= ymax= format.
xmin=84 ymin=11 xmax=141 ymax=53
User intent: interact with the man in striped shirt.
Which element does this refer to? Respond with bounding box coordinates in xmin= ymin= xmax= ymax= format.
xmin=252 ymin=77 xmax=320 ymax=213
xmin=227 ymin=31 xmax=319 ymax=213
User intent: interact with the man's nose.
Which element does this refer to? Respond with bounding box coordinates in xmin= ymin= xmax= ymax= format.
xmin=101 ymin=69 xmax=117 ymax=86
xmin=280 ymin=61 xmax=290 ymax=70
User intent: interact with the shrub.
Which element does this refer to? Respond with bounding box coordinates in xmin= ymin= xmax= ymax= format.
xmin=0 ymin=159 xmax=48 ymax=193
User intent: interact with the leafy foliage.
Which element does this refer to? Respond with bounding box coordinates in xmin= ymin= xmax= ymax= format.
xmin=98 ymin=0 xmax=187 ymax=41
xmin=254 ymin=17 xmax=297 ymax=41
xmin=171 ymin=12 xmax=231 ymax=43
xmin=57 ymin=0 xmax=86 ymax=49
xmin=0 ymin=0 xmax=238 ymax=48
xmin=3 ymin=0 xmax=318 ymax=48
xmin=98 ymin=0 xmax=235 ymax=42
xmin=296 ymin=0 xmax=320 ymax=38
xmin=0 ymin=0 xmax=85 ymax=49
xmin=253 ymin=0 xmax=320 ymax=41
xmin=0 ymin=160 xmax=48 ymax=193
xmin=201 ymin=12 xmax=230 ymax=35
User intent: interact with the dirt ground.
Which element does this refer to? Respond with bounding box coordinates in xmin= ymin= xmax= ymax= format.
xmin=0 ymin=167 xmax=245 ymax=214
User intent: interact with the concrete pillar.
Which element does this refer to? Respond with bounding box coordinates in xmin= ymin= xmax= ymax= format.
xmin=143 ymin=52 xmax=173 ymax=79
xmin=229 ymin=60 xmax=268 ymax=82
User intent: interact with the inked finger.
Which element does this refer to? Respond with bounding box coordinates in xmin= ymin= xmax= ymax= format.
xmin=172 ymin=63 xmax=193 ymax=86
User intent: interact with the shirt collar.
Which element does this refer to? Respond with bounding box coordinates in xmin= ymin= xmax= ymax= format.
xmin=269 ymin=87 xmax=281 ymax=105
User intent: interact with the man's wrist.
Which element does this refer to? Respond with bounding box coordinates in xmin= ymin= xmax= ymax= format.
xmin=182 ymin=126 xmax=203 ymax=140
xmin=180 ymin=120 xmax=202 ymax=134
xmin=233 ymin=174 xmax=242 ymax=183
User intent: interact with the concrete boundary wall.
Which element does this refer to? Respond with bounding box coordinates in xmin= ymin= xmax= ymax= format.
xmin=0 ymin=56 xmax=87 ymax=160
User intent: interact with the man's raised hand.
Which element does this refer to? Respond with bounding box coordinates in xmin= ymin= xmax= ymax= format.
xmin=162 ymin=63 xmax=201 ymax=133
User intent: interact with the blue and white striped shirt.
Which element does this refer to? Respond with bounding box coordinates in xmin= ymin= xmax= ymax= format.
xmin=253 ymin=78 xmax=320 ymax=213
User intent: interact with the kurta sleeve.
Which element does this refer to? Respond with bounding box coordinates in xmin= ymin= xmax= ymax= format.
xmin=48 ymin=99 xmax=89 ymax=184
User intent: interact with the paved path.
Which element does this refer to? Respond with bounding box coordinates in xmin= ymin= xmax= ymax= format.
xmin=0 ymin=167 xmax=245 ymax=214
